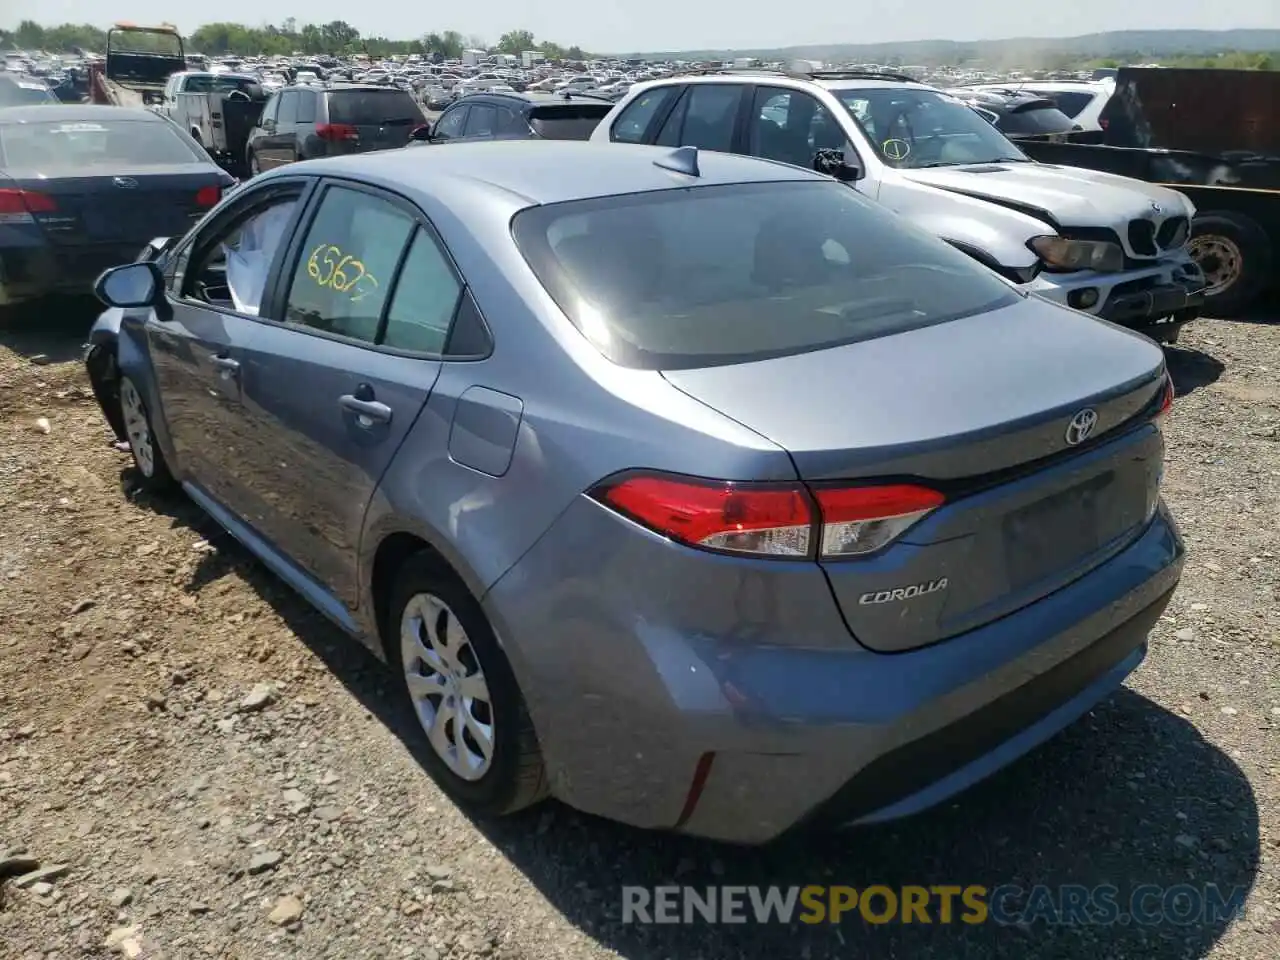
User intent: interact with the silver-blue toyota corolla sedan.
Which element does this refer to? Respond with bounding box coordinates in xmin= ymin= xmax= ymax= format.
xmin=85 ymin=140 xmax=1183 ymax=845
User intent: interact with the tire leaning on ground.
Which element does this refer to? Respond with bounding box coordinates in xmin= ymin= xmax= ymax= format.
xmin=118 ymin=375 xmax=175 ymax=493
xmin=389 ymin=552 xmax=548 ymax=816
xmin=1187 ymin=211 xmax=1273 ymax=317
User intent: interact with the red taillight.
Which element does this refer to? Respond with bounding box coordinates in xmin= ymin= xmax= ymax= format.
xmin=812 ymin=484 xmax=946 ymax=557
xmin=1154 ymin=374 xmax=1174 ymax=428
xmin=0 ymin=187 xmax=56 ymax=217
xmin=316 ymin=122 xmax=358 ymax=142
xmin=194 ymin=185 xmax=221 ymax=208
xmin=590 ymin=473 xmax=944 ymax=559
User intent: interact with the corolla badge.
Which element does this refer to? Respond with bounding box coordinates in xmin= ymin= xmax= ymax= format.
xmin=859 ymin=577 xmax=949 ymax=605
xmin=1065 ymin=408 xmax=1099 ymax=446
xmin=112 ymin=176 xmax=139 ymax=189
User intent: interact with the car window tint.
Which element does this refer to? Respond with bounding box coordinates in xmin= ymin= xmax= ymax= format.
xmin=464 ymin=104 xmax=497 ymax=137
xmin=749 ymin=88 xmax=849 ymax=169
xmin=654 ymin=89 xmax=689 ymax=146
xmin=260 ymin=94 xmax=279 ymax=123
xmin=296 ymin=90 xmax=316 ymax=124
xmin=673 ymin=84 xmax=742 ymax=152
xmin=512 ymin=180 xmax=1018 ymax=370
xmin=276 ymin=91 xmax=297 ymax=125
xmin=381 ymin=228 xmax=463 ymax=353
xmin=184 ymin=196 xmax=300 ymax=313
xmin=284 ymin=187 xmax=415 ymax=342
xmin=1000 ymin=104 xmax=1077 ymax=135
xmin=434 ymin=106 xmax=467 ymax=138
xmin=611 ymin=87 xmax=678 ymax=143
xmin=530 ymin=103 xmax=611 ymax=140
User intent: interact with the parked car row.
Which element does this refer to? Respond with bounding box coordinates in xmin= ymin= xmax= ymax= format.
xmin=83 ymin=138 xmax=1183 ymax=844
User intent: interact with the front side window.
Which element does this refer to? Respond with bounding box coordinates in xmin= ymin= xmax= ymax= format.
xmin=284 ymin=187 xmax=415 ymax=341
xmin=0 ymin=119 xmax=205 ymax=170
xmin=433 ymin=106 xmax=467 ymax=139
xmin=748 ymin=88 xmax=852 ymax=170
xmin=836 ymin=88 xmax=1028 ymax=168
xmin=512 ymin=180 xmax=1017 ymax=370
xmin=609 ymin=86 xmax=677 ymax=143
xmin=181 ymin=194 xmax=301 ymax=313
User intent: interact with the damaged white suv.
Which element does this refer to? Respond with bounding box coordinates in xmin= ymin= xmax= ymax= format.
xmin=591 ymin=69 xmax=1205 ymax=342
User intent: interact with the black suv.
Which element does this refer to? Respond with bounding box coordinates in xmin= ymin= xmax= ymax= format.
xmin=245 ymin=83 xmax=426 ymax=174
xmin=412 ymin=91 xmax=612 ymax=145
xmin=945 ymin=88 xmax=1082 ymax=142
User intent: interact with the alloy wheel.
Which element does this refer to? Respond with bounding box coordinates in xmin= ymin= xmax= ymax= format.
xmin=120 ymin=378 xmax=155 ymax=477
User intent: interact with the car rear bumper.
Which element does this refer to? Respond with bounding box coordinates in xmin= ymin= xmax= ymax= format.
xmin=0 ymin=243 xmax=139 ymax=306
xmin=484 ymin=496 xmax=1184 ymax=845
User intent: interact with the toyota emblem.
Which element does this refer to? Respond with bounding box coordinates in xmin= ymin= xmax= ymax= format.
xmin=112 ymin=176 xmax=139 ymax=189
xmin=1065 ymin=408 xmax=1099 ymax=446
xmin=1149 ymin=200 xmax=1161 ymax=215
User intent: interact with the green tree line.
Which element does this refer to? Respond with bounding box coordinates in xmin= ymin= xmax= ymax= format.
xmin=0 ymin=20 xmax=590 ymax=61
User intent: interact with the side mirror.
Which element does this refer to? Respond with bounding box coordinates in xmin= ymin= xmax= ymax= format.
xmin=410 ymin=123 xmax=433 ymax=142
xmin=94 ymin=261 xmax=164 ymax=309
xmin=814 ymin=148 xmax=864 ymax=182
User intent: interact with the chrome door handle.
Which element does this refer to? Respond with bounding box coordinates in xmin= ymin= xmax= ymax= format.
xmin=210 ymin=355 xmax=239 ymax=373
xmin=339 ymin=395 xmax=392 ymax=423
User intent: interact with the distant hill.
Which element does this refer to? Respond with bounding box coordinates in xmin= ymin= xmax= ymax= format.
xmin=621 ymin=29 xmax=1280 ymax=65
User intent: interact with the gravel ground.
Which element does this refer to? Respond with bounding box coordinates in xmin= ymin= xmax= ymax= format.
xmin=1 ymin=300 xmax=1278 ymax=960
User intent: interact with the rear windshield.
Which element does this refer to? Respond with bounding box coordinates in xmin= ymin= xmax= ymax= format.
xmin=512 ymin=180 xmax=1018 ymax=370
xmin=108 ymin=29 xmax=183 ymax=57
xmin=0 ymin=119 xmax=203 ymax=170
xmin=327 ymin=89 xmax=423 ymax=125
xmin=529 ymin=104 xmax=611 ymax=140
xmin=0 ymin=78 xmax=56 ymax=107
xmin=1000 ymin=102 xmax=1078 ymax=136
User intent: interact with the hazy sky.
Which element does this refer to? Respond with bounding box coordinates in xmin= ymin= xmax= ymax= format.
xmin=7 ymin=1 xmax=1278 ymax=53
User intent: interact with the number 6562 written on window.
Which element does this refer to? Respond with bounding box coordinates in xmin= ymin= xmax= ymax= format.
xmin=306 ymin=243 xmax=380 ymax=302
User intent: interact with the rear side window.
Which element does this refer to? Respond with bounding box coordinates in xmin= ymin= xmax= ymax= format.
xmin=276 ymin=91 xmax=297 ymax=125
xmin=327 ymin=89 xmax=423 ymax=124
xmin=1043 ymin=91 xmax=1095 ymax=119
xmin=464 ymin=104 xmax=497 ymax=137
xmin=0 ymin=119 xmax=203 ymax=170
xmin=296 ymin=91 xmax=316 ymax=124
xmin=284 ymin=186 xmax=415 ymax=342
xmin=382 ymin=228 xmax=463 ymax=353
xmin=512 ymin=180 xmax=1017 ymax=370
xmin=1000 ymin=102 xmax=1077 ymax=135
xmin=610 ymin=87 xmax=677 ymax=143
xmin=529 ymin=104 xmax=611 ymax=140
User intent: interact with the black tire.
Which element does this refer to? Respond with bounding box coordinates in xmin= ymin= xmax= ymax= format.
xmin=118 ymin=375 xmax=176 ymax=493
xmin=1188 ymin=212 xmax=1272 ymax=316
xmin=388 ymin=553 xmax=548 ymax=816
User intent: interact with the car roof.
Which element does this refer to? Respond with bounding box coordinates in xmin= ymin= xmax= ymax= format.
xmin=0 ymin=104 xmax=163 ymax=124
xmin=276 ymin=140 xmax=825 ymax=208
xmin=665 ymin=73 xmax=929 ymax=93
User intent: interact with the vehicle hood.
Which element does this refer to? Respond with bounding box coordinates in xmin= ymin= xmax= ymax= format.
xmin=900 ymin=162 xmax=1194 ymax=228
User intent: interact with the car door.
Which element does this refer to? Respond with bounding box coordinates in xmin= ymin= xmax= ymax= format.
xmin=236 ymin=181 xmax=464 ymax=608
xmin=271 ymin=90 xmax=299 ymax=163
xmin=145 ymin=177 xmax=312 ymax=510
xmin=249 ymin=92 xmax=280 ymax=168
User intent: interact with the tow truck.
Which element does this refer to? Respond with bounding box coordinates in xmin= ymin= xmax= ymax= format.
xmin=88 ymin=22 xmax=186 ymax=108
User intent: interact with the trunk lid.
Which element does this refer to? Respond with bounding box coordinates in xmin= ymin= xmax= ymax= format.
xmin=6 ymin=165 xmax=220 ymax=246
xmin=661 ymin=298 xmax=1167 ymax=652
